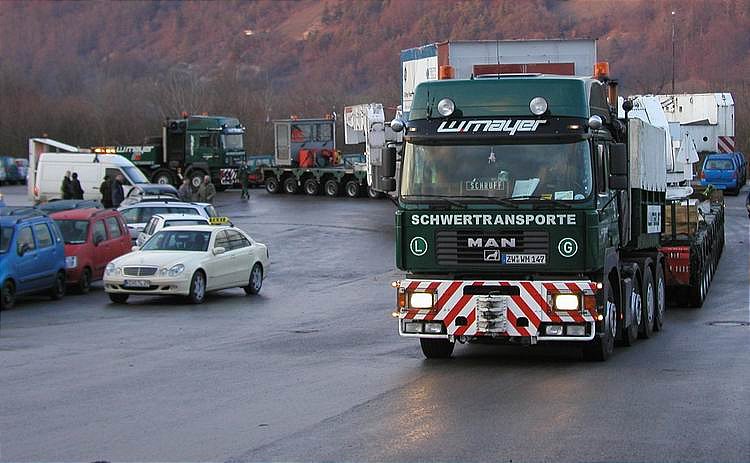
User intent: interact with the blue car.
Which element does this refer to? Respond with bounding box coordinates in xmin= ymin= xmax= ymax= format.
xmin=1 ymin=208 xmax=66 ymax=309
xmin=700 ymin=153 xmax=742 ymax=195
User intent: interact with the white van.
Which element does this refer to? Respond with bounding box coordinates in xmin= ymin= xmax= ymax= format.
xmin=33 ymin=153 xmax=148 ymax=203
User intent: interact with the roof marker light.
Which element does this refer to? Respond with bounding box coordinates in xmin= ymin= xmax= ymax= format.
xmin=529 ymin=97 xmax=548 ymax=115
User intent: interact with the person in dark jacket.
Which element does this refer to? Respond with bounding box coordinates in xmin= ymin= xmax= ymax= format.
xmin=61 ymin=171 xmax=72 ymax=200
xmin=100 ymin=175 xmax=112 ymax=208
xmin=111 ymin=174 xmax=125 ymax=207
xmin=70 ymin=172 xmax=84 ymax=199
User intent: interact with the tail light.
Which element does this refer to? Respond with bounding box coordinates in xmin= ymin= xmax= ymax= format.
xmin=33 ymin=185 xmax=40 ymax=197
xmin=700 ymin=171 xmax=705 ymax=179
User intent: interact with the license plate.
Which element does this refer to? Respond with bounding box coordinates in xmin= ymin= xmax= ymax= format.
xmin=503 ymin=254 xmax=546 ymax=264
xmin=124 ymin=279 xmax=151 ymax=288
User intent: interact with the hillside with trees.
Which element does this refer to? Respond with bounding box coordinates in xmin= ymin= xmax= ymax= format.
xmin=0 ymin=0 xmax=747 ymax=155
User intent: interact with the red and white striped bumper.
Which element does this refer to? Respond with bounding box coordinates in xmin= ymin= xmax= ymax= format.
xmin=396 ymin=279 xmax=599 ymax=341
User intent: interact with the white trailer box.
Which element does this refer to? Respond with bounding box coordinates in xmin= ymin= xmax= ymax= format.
xmin=656 ymin=93 xmax=735 ymax=153
xmin=400 ymin=39 xmax=597 ymax=116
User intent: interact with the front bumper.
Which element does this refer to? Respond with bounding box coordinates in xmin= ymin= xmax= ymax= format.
xmin=395 ymin=278 xmax=599 ymax=342
xmin=103 ymin=275 xmax=191 ymax=296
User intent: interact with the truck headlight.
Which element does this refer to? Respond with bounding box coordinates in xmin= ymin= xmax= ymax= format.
xmin=168 ymin=264 xmax=185 ymax=277
xmin=554 ymin=294 xmax=580 ymax=311
xmin=409 ymin=292 xmax=434 ymax=309
xmin=65 ymin=256 xmax=78 ymax=269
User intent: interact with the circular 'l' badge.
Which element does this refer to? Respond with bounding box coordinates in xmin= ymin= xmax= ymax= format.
xmin=410 ymin=236 xmax=428 ymax=256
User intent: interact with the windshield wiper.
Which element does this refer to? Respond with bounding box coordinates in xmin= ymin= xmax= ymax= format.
xmin=401 ymin=194 xmax=467 ymax=209
xmin=455 ymin=195 xmax=521 ymax=209
xmin=509 ymin=195 xmax=573 ymax=209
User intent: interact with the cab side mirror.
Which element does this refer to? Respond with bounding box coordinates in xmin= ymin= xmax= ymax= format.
xmin=131 ymin=245 xmax=140 ymax=252
xmin=608 ymin=143 xmax=628 ymax=190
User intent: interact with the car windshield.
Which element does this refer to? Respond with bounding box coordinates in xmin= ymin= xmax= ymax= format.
xmin=705 ymin=159 xmax=733 ymax=170
xmin=0 ymin=226 xmax=12 ymax=253
xmin=204 ymin=205 xmax=218 ymax=217
xmin=142 ymin=230 xmax=211 ymax=252
xmin=401 ymin=141 xmax=593 ymax=201
xmin=122 ymin=166 xmax=149 ymax=184
xmin=55 ymin=220 xmax=89 ymax=244
xmin=164 ymin=219 xmax=208 ymax=227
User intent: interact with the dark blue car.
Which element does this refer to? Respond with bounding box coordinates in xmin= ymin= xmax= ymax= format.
xmin=1 ymin=208 xmax=66 ymax=309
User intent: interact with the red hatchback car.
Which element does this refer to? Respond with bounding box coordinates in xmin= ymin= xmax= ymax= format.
xmin=50 ymin=208 xmax=132 ymax=293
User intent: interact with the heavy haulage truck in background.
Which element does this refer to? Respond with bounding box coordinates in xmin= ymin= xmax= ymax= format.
xmin=93 ymin=115 xmax=246 ymax=190
xmin=362 ymin=40 xmax=724 ymax=360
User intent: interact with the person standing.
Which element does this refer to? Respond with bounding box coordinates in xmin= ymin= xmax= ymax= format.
xmin=61 ymin=171 xmax=72 ymax=200
xmin=99 ymin=175 xmax=112 ymax=208
xmin=197 ymin=175 xmax=216 ymax=204
xmin=111 ymin=174 xmax=125 ymax=208
xmin=70 ymin=172 xmax=84 ymax=199
xmin=178 ymin=178 xmax=192 ymax=202
xmin=239 ymin=161 xmax=250 ymax=200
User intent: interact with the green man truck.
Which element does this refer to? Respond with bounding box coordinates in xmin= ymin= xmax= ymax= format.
xmin=93 ymin=115 xmax=246 ymax=190
xmin=370 ymin=41 xmax=724 ymax=360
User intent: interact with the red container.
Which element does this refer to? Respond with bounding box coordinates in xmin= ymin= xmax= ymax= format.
xmin=299 ymin=149 xmax=315 ymax=168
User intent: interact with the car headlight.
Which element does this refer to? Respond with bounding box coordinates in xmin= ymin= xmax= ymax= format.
xmin=65 ymin=256 xmax=78 ymax=269
xmin=105 ymin=263 xmax=120 ymax=276
xmin=167 ymin=264 xmax=185 ymax=277
xmin=554 ymin=294 xmax=580 ymax=311
xmin=409 ymin=292 xmax=434 ymax=309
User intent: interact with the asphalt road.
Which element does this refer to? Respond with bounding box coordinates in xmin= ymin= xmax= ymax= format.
xmin=1 ymin=184 xmax=748 ymax=462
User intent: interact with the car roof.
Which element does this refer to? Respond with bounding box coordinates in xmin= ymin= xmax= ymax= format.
xmin=0 ymin=208 xmax=51 ymax=226
xmin=50 ymin=207 xmax=116 ymax=220
xmin=153 ymin=214 xmax=211 ymax=221
xmin=705 ymin=153 xmax=735 ymax=159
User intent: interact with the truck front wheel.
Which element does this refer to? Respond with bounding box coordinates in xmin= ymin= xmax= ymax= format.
xmin=189 ymin=170 xmax=206 ymax=190
xmin=420 ymin=338 xmax=455 ymax=359
xmin=583 ymin=282 xmax=616 ymax=361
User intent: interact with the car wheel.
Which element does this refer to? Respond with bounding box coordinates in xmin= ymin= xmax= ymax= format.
xmin=188 ymin=270 xmax=206 ymax=304
xmin=2 ymin=280 xmax=15 ymax=310
xmin=109 ymin=293 xmax=129 ymax=304
xmin=78 ymin=268 xmax=92 ymax=294
xmin=244 ymin=263 xmax=263 ymax=295
xmin=49 ymin=271 xmax=66 ymax=300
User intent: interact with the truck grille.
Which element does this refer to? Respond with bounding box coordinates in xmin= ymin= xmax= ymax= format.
xmin=123 ymin=266 xmax=158 ymax=277
xmin=436 ymin=230 xmax=549 ymax=266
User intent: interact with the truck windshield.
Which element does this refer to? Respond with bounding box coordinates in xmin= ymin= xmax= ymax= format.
xmin=1 ymin=227 xmax=12 ymax=253
xmin=222 ymin=134 xmax=244 ymax=151
xmin=401 ymin=141 xmax=593 ymax=201
xmin=55 ymin=220 xmax=89 ymax=244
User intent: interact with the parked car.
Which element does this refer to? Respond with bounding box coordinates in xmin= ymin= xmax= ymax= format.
xmin=1 ymin=208 xmax=66 ymax=309
xmin=36 ymin=199 xmax=102 ymax=214
xmin=15 ymin=158 xmax=28 ymax=185
xmin=50 ymin=208 xmax=132 ymax=293
xmin=104 ymin=225 xmax=268 ymax=304
xmin=728 ymin=152 xmax=747 ymax=186
xmin=118 ymin=200 xmax=218 ymax=242
xmin=136 ymin=213 xmax=211 ymax=246
xmin=1 ymin=156 xmax=23 ymax=184
xmin=120 ymin=183 xmax=180 ymax=207
xmin=700 ymin=153 xmax=742 ymax=195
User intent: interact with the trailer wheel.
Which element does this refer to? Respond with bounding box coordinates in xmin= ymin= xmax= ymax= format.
xmin=344 ymin=180 xmax=361 ymax=198
xmin=324 ymin=179 xmax=340 ymax=197
xmin=151 ymin=170 xmax=174 ymax=186
xmin=282 ymin=177 xmax=299 ymax=194
xmin=265 ymin=176 xmax=280 ymax=194
xmin=303 ymin=178 xmax=320 ymax=196
xmin=653 ymin=263 xmax=666 ymax=332
xmin=420 ymin=338 xmax=455 ymax=359
xmin=583 ymin=282 xmax=616 ymax=361
xmin=639 ymin=266 xmax=655 ymax=339
xmin=688 ymin=250 xmax=706 ymax=308
xmin=621 ymin=276 xmax=640 ymax=347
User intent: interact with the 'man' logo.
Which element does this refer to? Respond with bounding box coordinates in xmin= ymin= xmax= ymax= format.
xmin=468 ymin=237 xmax=516 ymax=248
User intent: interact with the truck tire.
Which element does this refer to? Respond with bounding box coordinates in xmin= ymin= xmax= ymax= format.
xmin=344 ymin=180 xmax=361 ymax=198
xmin=265 ymin=176 xmax=280 ymax=194
xmin=367 ymin=187 xmax=383 ymax=199
xmin=621 ymin=276 xmax=640 ymax=347
xmin=639 ymin=266 xmax=655 ymax=339
xmin=420 ymin=338 xmax=455 ymax=359
xmin=688 ymin=250 xmax=706 ymax=308
xmin=583 ymin=282 xmax=616 ymax=361
xmin=303 ymin=178 xmax=320 ymax=196
xmin=324 ymin=179 xmax=340 ymax=197
xmin=152 ymin=170 xmax=174 ymax=185
xmin=653 ymin=262 xmax=666 ymax=332
xmin=283 ymin=177 xmax=299 ymax=194
xmin=189 ymin=170 xmax=206 ymax=190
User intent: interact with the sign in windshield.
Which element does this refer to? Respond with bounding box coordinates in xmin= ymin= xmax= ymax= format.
xmin=401 ymin=141 xmax=593 ymax=201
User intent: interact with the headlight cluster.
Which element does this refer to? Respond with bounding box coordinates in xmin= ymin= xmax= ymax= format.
xmin=160 ymin=264 xmax=185 ymax=277
xmin=105 ymin=263 xmax=120 ymax=276
xmin=553 ymin=294 xmax=580 ymax=311
xmin=65 ymin=256 xmax=78 ymax=269
xmin=409 ymin=292 xmax=434 ymax=309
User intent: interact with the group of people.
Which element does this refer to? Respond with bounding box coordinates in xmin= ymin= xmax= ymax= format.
xmin=177 ymin=176 xmax=217 ymax=203
xmin=59 ymin=171 xmax=86 ymax=200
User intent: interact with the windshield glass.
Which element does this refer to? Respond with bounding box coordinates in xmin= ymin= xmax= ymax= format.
xmin=401 ymin=141 xmax=593 ymax=201
xmin=705 ymin=159 xmax=733 ymax=170
xmin=222 ymin=134 xmax=244 ymax=151
xmin=55 ymin=220 xmax=89 ymax=244
xmin=0 ymin=227 xmax=12 ymax=253
xmin=122 ymin=166 xmax=149 ymax=184
xmin=142 ymin=230 xmax=210 ymax=252
xmin=164 ymin=219 xmax=208 ymax=227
